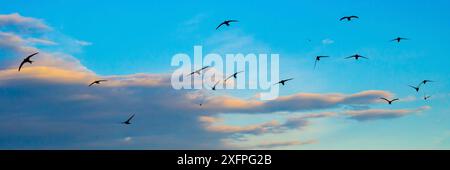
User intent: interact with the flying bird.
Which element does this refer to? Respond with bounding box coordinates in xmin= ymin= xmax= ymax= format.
xmin=187 ymin=66 xmax=210 ymax=77
xmin=122 ymin=114 xmax=135 ymax=125
xmin=89 ymin=80 xmax=108 ymax=87
xmin=274 ymin=78 xmax=294 ymax=86
xmin=345 ymin=54 xmax=368 ymax=60
xmin=408 ymin=85 xmax=420 ymax=92
xmin=380 ymin=97 xmax=399 ymax=105
xmin=314 ymin=56 xmax=329 ymax=69
xmin=340 ymin=16 xmax=359 ymax=21
xmin=224 ymin=71 xmax=244 ymax=82
xmin=420 ymin=80 xmax=434 ymax=86
xmin=216 ymin=20 xmax=238 ymax=30
xmin=18 ymin=52 xmax=39 ymax=72
xmin=424 ymin=95 xmax=432 ymax=100
xmin=391 ymin=37 xmax=409 ymax=43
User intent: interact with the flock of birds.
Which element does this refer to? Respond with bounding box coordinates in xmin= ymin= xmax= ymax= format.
xmin=15 ymin=16 xmax=434 ymax=125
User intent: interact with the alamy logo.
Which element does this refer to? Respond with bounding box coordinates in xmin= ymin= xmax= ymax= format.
xmin=171 ymin=46 xmax=280 ymax=100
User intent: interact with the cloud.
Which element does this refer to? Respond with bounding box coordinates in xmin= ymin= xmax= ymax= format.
xmin=199 ymin=111 xmax=336 ymax=135
xmin=321 ymin=39 xmax=334 ymax=45
xmin=200 ymin=90 xmax=392 ymax=114
xmin=199 ymin=116 xmax=281 ymax=134
xmin=223 ymin=139 xmax=317 ymax=149
xmin=253 ymin=140 xmax=318 ymax=149
xmin=26 ymin=38 xmax=58 ymax=46
xmin=345 ymin=106 xmax=431 ymax=121
xmin=74 ymin=40 xmax=92 ymax=46
xmin=0 ymin=13 xmax=52 ymax=33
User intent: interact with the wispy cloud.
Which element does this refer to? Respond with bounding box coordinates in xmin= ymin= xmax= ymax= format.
xmin=345 ymin=106 xmax=431 ymax=121
xmin=321 ymin=38 xmax=334 ymax=45
xmin=0 ymin=13 xmax=52 ymax=33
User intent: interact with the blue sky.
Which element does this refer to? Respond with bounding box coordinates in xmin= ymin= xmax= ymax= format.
xmin=0 ymin=0 xmax=450 ymax=149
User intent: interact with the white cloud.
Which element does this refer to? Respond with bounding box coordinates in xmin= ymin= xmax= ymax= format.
xmin=321 ymin=38 xmax=334 ymax=45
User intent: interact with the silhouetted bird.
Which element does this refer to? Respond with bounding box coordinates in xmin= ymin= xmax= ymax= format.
xmin=408 ymin=85 xmax=420 ymax=92
xmin=391 ymin=37 xmax=409 ymax=43
xmin=424 ymin=95 xmax=432 ymax=100
xmin=224 ymin=71 xmax=244 ymax=82
xmin=345 ymin=54 xmax=368 ymax=60
xmin=122 ymin=114 xmax=135 ymax=125
xmin=216 ymin=20 xmax=238 ymax=30
xmin=380 ymin=97 xmax=399 ymax=105
xmin=187 ymin=66 xmax=210 ymax=77
xmin=18 ymin=52 xmax=39 ymax=72
xmin=89 ymin=80 xmax=107 ymax=87
xmin=314 ymin=56 xmax=329 ymax=69
xmin=340 ymin=16 xmax=359 ymax=21
xmin=274 ymin=78 xmax=294 ymax=86
xmin=420 ymin=80 xmax=434 ymax=86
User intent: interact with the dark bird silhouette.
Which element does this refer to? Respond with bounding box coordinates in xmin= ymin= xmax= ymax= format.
xmin=408 ymin=85 xmax=420 ymax=92
xmin=345 ymin=54 xmax=368 ymax=60
xmin=420 ymin=80 xmax=434 ymax=86
xmin=216 ymin=20 xmax=238 ymax=30
xmin=224 ymin=71 xmax=244 ymax=82
xmin=314 ymin=56 xmax=329 ymax=69
xmin=380 ymin=97 xmax=399 ymax=105
xmin=18 ymin=52 xmax=39 ymax=72
xmin=424 ymin=95 xmax=432 ymax=100
xmin=122 ymin=114 xmax=135 ymax=125
xmin=391 ymin=37 xmax=409 ymax=43
xmin=89 ymin=80 xmax=107 ymax=87
xmin=340 ymin=16 xmax=359 ymax=21
xmin=187 ymin=66 xmax=210 ymax=77
xmin=274 ymin=78 xmax=294 ymax=86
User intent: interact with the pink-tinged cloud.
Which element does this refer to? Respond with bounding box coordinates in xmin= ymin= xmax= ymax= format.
xmin=0 ymin=13 xmax=52 ymax=32
xmin=200 ymin=90 xmax=392 ymax=114
xmin=199 ymin=116 xmax=280 ymax=134
xmin=253 ymin=140 xmax=318 ymax=149
xmin=345 ymin=106 xmax=431 ymax=121
xmin=199 ymin=111 xmax=336 ymax=135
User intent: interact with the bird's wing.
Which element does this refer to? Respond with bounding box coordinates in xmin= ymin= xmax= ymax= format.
xmin=408 ymin=85 xmax=418 ymax=89
xmin=18 ymin=60 xmax=26 ymax=72
xmin=234 ymin=71 xmax=244 ymax=78
xmin=339 ymin=17 xmax=347 ymax=21
xmin=186 ymin=71 xmax=196 ymax=77
xmin=380 ymin=97 xmax=389 ymax=102
xmin=285 ymin=78 xmax=294 ymax=82
xmin=200 ymin=66 xmax=210 ymax=71
xmin=344 ymin=56 xmax=355 ymax=59
xmin=314 ymin=60 xmax=318 ymax=69
xmin=350 ymin=16 xmax=359 ymax=19
xmin=360 ymin=56 xmax=369 ymax=59
xmin=99 ymin=80 xmax=108 ymax=82
xmin=224 ymin=75 xmax=234 ymax=81
xmin=216 ymin=22 xmax=225 ymax=30
xmin=88 ymin=82 xmax=95 ymax=86
xmin=392 ymin=99 xmax=399 ymax=102
xmin=214 ymin=80 xmax=221 ymax=86
xmin=126 ymin=114 xmax=135 ymax=122
xmin=27 ymin=52 xmax=39 ymax=59
xmin=228 ymin=20 xmax=239 ymax=23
